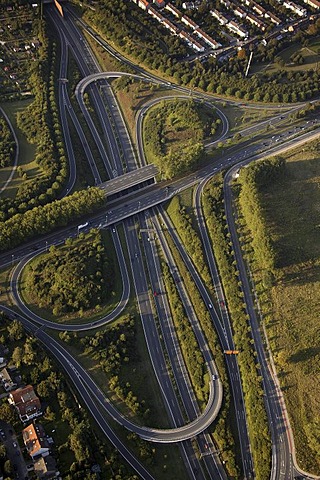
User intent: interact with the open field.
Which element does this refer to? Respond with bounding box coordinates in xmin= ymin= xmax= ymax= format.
xmin=251 ymin=142 xmax=320 ymax=473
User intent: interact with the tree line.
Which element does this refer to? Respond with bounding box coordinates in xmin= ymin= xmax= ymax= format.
xmin=0 ymin=115 xmax=15 ymax=169
xmin=238 ymin=157 xmax=286 ymax=277
xmin=0 ymin=187 xmax=105 ymax=252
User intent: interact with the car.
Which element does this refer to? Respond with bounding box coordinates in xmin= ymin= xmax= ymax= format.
xmin=208 ymin=303 xmax=212 ymax=309
xmin=112 ymin=228 xmax=116 ymax=233
xmin=13 ymin=442 xmax=17 ymax=448
xmin=220 ymin=300 xmax=225 ymax=307
xmin=154 ymin=291 xmax=157 ymax=297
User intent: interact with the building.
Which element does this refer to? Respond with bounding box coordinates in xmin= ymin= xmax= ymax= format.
xmin=162 ymin=18 xmax=180 ymax=34
xmin=148 ymin=6 xmax=165 ymax=22
xmin=0 ymin=367 xmax=17 ymax=392
xmin=179 ymin=30 xmax=204 ymax=51
xmin=265 ymin=11 xmax=282 ymax=25
xmin=33 ymin=455 xmax=58 ymax=479
xmin=304 ymin=0 xmax=320 ymax=8
xmin=246 ymin=12 xmax=266 ymax=30
xmin=9 ymin=385 xmax=41 ymax=422
xmin=234 ymin=5 xmax=247 ymax=18
xmin=227 ymin=20 xmax=248 ymax=37
xmin=165 ymin=2 xmax=182 ymax=17
xmin=251 ymin=1 xmax=266 ymax=16
xmin=210 ymin=9 xmax=228 ymax=25
xmin=181 ymin=14 xmax=199 ymax=29
xmin=22 ymin=423 xmax=50 ymax=459
xmin=283 ymin=0 xmax=307 ymax=16
xmin=196 ymin=28 xmax=222 ymax=48
xmin=152 ymin=0 xmax=165 ymax=7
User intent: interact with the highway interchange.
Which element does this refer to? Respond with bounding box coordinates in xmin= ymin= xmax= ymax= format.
xmin=1 ymin=4 xmax=320 ymax=480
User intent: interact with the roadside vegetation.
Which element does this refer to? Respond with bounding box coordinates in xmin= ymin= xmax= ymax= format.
xmin=0 ymin=186 xmax=105 ymax=252
xmin=236 ymin=144 xmax=320 ymax=474
xmin=162 ymin=201 xmax=241 ymax=477
xmin=202 ymin=176 xmax=271 ymax=480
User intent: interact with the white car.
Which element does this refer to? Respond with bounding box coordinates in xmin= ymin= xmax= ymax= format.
xmin=208 ymin=303 xmax=213 ymax=309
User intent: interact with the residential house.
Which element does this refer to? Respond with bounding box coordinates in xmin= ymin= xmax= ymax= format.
xmin=152 ymin=0 xmax=165 ymax=7
xmin=196 ymin=28 xmax=222 ymax=49
xmin=165 ymin=2 xmax=182 ymax=17
xmin=33 ymin=455 xmax=58 ymax=479
xmin=9 ymin=385 xmax=41 ymax=422
xmin=0 ymin=367 xmax=17 ymax=392
xmin=181 ymin=14 xmax=199 ymax=29
xmin=304 ymin=0 xmax=320 ymax=8
xmin=227 ymin=20 xmax=248 ymax=37
xmin=179 ymin=30 xmax=204 ymax=51
xmin=234 ymin=5 xmax=247 ymax=18
xmin=283 ymin=0 xmax=307 ymax=16
xmin=246 ymin=12 xmax=266 ymax=30
xmin=162 ymin=18 xmax=180 ymax=34
xmin=22 ymin=423 xmax=49 ymax=459
xmin=0 ymin=358 xmax=6 ymax=369
xmin=265 ymin=11 xmax=282 ymax=24
xmin=210 ymin=9 xmax=228 ymax=25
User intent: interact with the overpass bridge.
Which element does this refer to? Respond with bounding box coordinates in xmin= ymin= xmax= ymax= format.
xmin=99 ymin=164 xmax=158 ymax=200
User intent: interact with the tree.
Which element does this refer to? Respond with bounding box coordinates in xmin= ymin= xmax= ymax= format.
xmin=11 ymin=346 xmax=23 ymax=367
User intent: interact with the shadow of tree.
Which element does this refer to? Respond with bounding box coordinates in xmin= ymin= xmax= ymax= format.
xmin=288 ymin=347 xmax=320 ymax=364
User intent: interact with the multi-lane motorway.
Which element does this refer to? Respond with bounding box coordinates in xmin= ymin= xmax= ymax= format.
xmin=1 ymin=4 xmax=320 ymax=480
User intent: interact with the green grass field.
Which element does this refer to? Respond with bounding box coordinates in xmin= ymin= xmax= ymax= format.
xmin=256 ymin=142 xmax=320 ymax=474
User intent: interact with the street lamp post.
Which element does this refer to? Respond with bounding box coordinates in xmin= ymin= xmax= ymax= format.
xmin=11 ymin=254 xmax=14 ymax=267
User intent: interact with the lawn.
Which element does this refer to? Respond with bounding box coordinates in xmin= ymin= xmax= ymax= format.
xmin=256 ymin=141 xmax=320 ymax=474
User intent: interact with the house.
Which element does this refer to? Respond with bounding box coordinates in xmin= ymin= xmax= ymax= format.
xmin=33 ymin=455 xmax=58 ymax=479
xmin=152 ymin=0 xmax=165 ymax=7
xmin=210 ymin=9 xmax=228 ymax=25
xmin=181 ymin=14 xmax=199 ymax=30
xmin=0 ymin=358 xmax=6 ymax=369
xmin=265 ymin=11 xmax=282 ymax=25
xmin=234 ymin=5 xmax=246 ymax=18
xmin=304 ymin=0 xmax=320 ymax=8
xmin=246 ymin=12 xmax=266 ymax=30
xmin=162 ymin=18 xmax=180 ymax=34
xmin=196 ymin=28 xmax=222 ymax=49
xmin=283 ymin=0 xmax=307 ymax=16
xmin=179 ymin=30 xmax=204 ymax=51
xmin=9 ymin=385 xmax=41 ymax=422
xmin=22 ymin=423 xmax=50 ymax=459
xmin=165 ymin=2 xmax=182 ymax=17
xmin=227 ymin=20 xmax=248 ymax=37
xmin=0 ymin=367 xmax=18 ymax=392
xmin=148 ymin=6 xmax=165 ymax=22
xmin=251 ymin=2 xmax=266 ymax=16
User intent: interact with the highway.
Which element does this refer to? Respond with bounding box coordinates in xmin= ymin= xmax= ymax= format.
xmin=1 ymin=4 xmax=320 ymax=480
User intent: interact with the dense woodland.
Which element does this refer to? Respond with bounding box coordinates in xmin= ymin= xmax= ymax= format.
xmin=25 ymin=230 xmax=113 ymax=315
xmin=84 ymin=0 xmax=320 ymax=103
